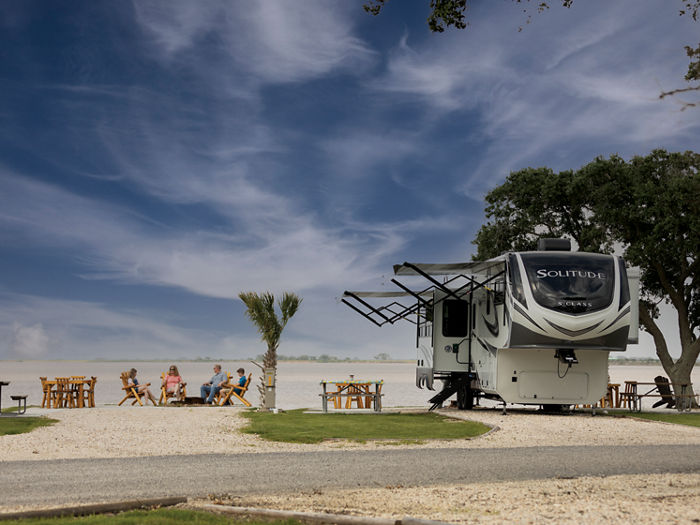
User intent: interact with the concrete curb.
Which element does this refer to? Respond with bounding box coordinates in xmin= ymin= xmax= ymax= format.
xmin=0 ymin=496 xmax=187 ymax=521
xmin=192 ymin=502 xmax=456 ymax=525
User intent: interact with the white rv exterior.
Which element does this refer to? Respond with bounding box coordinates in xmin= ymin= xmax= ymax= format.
xmin=344 ymin=240 xmax=640 ymax=410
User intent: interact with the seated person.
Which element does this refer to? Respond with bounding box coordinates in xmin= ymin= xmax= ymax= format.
xmin=200 ymin=364 xmax=227 ymax=405
xmin=232 ymin=368 xmax=247 ymax=394
xmin=127 ymin=368 xmax=156 ymax=405
xmin=162 ymin=365 xmax=186 ymax=399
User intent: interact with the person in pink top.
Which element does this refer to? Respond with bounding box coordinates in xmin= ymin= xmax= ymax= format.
xmin=162 ymin=365 xmax=185 ymax=398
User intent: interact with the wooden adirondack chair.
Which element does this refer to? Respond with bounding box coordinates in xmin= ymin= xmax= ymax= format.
xmin=218 ymin=373 xmax=252 ymax=407
xmin=158 ymin=372 xmax=187 ymax=405
xmin=212 ymin=372 xmax=231 ymax=405
xmin=118 ymin=371 xmax=143 ymax=406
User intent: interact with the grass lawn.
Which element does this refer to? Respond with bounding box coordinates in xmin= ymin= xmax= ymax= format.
xmin=0 ymin=416 xmax=57 ymax=436
xmin=627 ymin=412 xmax=700 ymax=428
xmin=241 ymin=408 xmax=491 ymax=443
xmin=3 ymin=509 xmax=303 ymax=525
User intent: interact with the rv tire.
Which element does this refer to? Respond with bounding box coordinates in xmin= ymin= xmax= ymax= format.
xmin=457 ymin=382 xmax=473 ymax=410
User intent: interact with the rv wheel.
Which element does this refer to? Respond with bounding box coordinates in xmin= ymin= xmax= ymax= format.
xmin=457 ymin=383 xmax=473 ymax=410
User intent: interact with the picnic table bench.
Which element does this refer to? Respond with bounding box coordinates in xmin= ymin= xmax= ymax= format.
xmin=320 ymin=380 xmax=383 ymax=413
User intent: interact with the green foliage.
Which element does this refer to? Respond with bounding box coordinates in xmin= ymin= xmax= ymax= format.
xmin=241 ymin=408 xmax=490 ymax=443
xmin=0 ymin=416 xmax=57 ymax=436
xmin=8 ymin=509 xmax=304 ymax=525
xmin=238 ymin=291 xmax=302 ymax=370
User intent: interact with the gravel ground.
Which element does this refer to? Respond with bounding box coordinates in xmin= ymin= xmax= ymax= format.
xmin=2 ymin=405 xmax=699 ymax=461
xmin=196 ymin=473 xmax=700 ymax=525
xmin=1 ymin=405 xmax=699 ymax=523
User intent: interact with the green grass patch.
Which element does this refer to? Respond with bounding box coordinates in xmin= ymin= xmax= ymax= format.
xmin=627 ymin=412 xmax=700 ymax=428
xmin=0 ymin=416 xmax=57 ymax=436
xmin=2 ymin=509 xmax=303 ymax=525
xmin=241 ymin=409 xmax=490 ymax=443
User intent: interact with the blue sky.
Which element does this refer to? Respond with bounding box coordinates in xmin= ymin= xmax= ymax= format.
xmin=0 ymin=0 xmax=698 ymax=361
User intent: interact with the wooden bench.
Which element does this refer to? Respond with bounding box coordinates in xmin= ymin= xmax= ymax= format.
xmin=10 ymin=395 xmax=27 ymax=415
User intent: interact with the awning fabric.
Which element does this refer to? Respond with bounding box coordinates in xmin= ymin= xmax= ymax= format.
xmin=393 ymin=258 xmax=505 ymax=276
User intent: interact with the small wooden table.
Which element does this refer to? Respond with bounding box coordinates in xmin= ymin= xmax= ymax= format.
xmin=320 ymin=380 xmax=383 ymax=413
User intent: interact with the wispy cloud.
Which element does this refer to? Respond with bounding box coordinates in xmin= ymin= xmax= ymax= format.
xmin=133 ymin=0 xmax=375 ymax=84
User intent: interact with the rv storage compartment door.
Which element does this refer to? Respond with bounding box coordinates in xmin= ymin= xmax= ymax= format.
xmin=496 ymin=348 xmax=608 ymax=404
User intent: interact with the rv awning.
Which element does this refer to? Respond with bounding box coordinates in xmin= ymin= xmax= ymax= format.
xmin=343 ymin=290 xmax=432 ymax=298
xmin=393 ymin=258 xmax=505 ymax=276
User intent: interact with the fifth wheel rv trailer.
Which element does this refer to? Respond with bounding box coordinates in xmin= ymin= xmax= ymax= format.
xmin=342 ymin=238 xmax=640 ymax=410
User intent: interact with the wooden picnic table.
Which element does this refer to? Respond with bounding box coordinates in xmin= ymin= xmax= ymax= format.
xmin=42 ymin=377 xmax=96 ymax=408
xmin=621 ymin=380 xmax=697 ymax=412
xmin=320 ymin=380 xmax=383 ymax=413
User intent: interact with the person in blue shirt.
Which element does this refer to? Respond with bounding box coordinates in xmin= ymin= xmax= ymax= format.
xmin=232 ymin=368 xmax=247 ymax=395
xmin=200 ymin=364 xmax=227 ymax=405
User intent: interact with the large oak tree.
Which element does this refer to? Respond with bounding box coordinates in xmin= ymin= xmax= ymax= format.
xmin=473 ymin=150 xmax=700 ymax=405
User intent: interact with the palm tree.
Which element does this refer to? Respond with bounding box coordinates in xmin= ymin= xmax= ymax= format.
xmin=238 ymin=291 xmax=302 ymax=408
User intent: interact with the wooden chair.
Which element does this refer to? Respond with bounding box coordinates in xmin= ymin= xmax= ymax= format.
xmin=82 ymin=376 xmax=97 ymax=408
xmin=365 ymin=382 xmax=382 ymax=410
xmin=217 ymin=374 xmax=252 ymax=407
xmin=53 ymin=377 xmax=75 ymax=408
xmin=70 ymin=376 xmax=86 ymax=408
xmin=158 ymin=372 xmax=187 ymax=405
xmin=40 ymin=377 xmax=53 ymax=408
xmin=346 ymin=383 xmax=365 ymax=409
xmin=118 ymin=372 xmax=143 ymax=406
xmin=619 ymin=381 xmax=637 ymax=409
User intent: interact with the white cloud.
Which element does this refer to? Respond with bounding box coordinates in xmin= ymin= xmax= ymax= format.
xmin=8 ymin=322 xmax=49 ymax=359
xmin=133 ymin=0 xmax=375 ymax=84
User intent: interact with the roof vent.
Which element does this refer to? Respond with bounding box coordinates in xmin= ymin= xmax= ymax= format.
xmin=537 ymin=238 xmax=571 ymax=251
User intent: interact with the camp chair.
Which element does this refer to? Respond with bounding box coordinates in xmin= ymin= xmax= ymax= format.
xmin=652 ymin=376 xmax=675 ymax=409
xmin=118 ymin=372 xmax=143 ymax=406
xmin=218 ymin=373 xmax=252 ymax=407
xmin=158 ymin=372 xmax=187 ymax=405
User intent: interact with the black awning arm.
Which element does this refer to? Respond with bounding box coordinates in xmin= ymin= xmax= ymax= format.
xmin=400 ymin=262 xmax=464 ymax=300
xmin=342 ymin=291 xmax=392 ymax=323
xmin=340 ymin=298 xmax=385 ymax=327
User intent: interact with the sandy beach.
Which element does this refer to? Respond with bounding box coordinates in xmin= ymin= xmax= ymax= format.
xmin=2 ymin=405 xmax=699 ymax=523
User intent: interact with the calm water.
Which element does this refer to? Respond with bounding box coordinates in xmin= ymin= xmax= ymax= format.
xmin=0 ymin=361 xmax=697 ymax=411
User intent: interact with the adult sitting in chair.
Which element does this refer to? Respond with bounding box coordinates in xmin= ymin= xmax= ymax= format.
xmin=200 ymin=364 xmax=227 ymax=405
xmin=161 ymin=365 xmax=186 ymax=403
xmin=127 ymin=368 xmax=157 ymax=406
xmin=652 ymin=375 xmax=676 ymax=409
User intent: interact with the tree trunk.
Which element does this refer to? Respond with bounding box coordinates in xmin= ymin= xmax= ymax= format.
xmin=639 ymin=305 xmax=698 ymax=409
xmin=258 ymin=345 xmax=278 ymax=410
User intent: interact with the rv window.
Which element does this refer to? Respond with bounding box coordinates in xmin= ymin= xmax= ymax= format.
xmin=618 ymin=258 xmax=630 ymax=309
xmin=520 ymin=253 xmax=615 ymax=314
xmin=442 ymin=300 xmax=469 ymax=337
xmin=507 ymin=254 xmax=527 ymax=307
